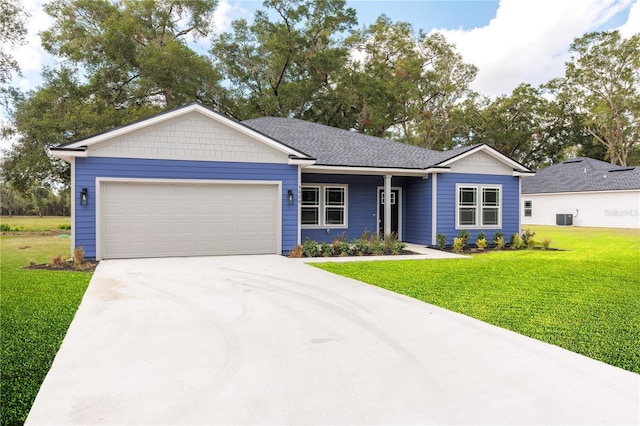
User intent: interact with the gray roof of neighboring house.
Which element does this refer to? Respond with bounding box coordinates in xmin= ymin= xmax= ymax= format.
xmin=242 ymin=116 xmax=480 ymax=169
xmin=521 ymin=157 xmax=640 ymax=194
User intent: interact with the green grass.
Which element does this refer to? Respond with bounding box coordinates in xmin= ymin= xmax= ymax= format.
xmin=1 ymin=233 xmax=92 ymax=426
xmin=0 ymin=216 xmax=71 ymax=232
xmin=315 ymin=226 xmax=640 ymax=373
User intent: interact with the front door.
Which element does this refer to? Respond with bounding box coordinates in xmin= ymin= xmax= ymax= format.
xmin=378 ymin=188 xmax=400 ymax=237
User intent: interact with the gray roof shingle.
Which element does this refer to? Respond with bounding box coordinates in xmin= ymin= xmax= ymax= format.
xmin=521 ymin=157 xmax=640 ymax=194
xmin=242 ymin=116 xmax=479 ymax=169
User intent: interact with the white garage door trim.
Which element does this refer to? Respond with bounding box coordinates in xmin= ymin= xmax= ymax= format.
xmin=96 ymin=177 xmax=282 ymax=260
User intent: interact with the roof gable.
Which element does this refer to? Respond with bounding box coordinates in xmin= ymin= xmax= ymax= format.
xmin=51 ymin=103 xmax=310 ymax=162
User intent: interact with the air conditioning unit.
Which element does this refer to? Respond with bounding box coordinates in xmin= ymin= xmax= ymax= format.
xmin=556 ymin=214 xmax=573 ymax=226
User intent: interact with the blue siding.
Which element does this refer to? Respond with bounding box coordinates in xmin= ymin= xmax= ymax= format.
xmin=74 ymin=157 xmax=298 ymax=258
xmin=301 ymin=174 xmax=382 ymax=243
xmin=436 ymin=173 xmax=521 ymax=245
xmin=405 ymin=177 xmax=432 ymax=245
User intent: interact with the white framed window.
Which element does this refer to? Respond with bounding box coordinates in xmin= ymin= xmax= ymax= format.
xmin=456 ymin=184 xmax=502 ymax=229
xmin=524 ymin=200 xmax=532 ymax=217
xmin=301 ymin=184 xmax=348 ymax=228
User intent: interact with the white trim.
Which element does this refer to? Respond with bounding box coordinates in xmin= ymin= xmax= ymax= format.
xmin=61 ymin=104 xmax=309 ymax=158
xmin=439 ymin=145 xmax=530 ymax=172
xmin=49 ymin=148 xmax=87 ymax=162
xmin=297 ymin=165 xmax=302 ymax=245
xmin=431 ymin=173 xmax=437 ymax=246
xmin=289 ymin=158 xmax=317 ymax=166
xmin=384 ymin=175 xmax=392 ymax=236
xmin=300 ymin=183 xmax=349 ymax=229
xmin=376 ymin=186 xmax=403 ymax=240
xmin=513 ymin=171 xmax=536 ymax=177
xmin=305 ymin=165 xmax=430 ymax=177
xmin=455 ymin=183 xmax=503 ymax=230
xmin=70 ymin=159 xmax=76 ymax=256
xmin=95 ymin=177 xmax=282 ymax=260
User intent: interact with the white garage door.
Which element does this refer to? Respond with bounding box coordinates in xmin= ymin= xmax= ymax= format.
xmin=99 ymin=181 xmax=279 ymax=259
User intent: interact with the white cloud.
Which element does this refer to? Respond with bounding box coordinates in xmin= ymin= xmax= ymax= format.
xmin=212 ymin=0 xmax=249 ymax=34
xmin=618 ymin=0 xmax=640 ymax=37
xmin=432 ymin=0 xmax=636 ymax=97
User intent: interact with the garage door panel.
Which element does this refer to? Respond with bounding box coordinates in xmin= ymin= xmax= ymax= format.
xmin=101 ymin=181 xmax=279 ymax=259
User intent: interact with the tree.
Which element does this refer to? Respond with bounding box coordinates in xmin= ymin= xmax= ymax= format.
xmin=3 ymin=0 xmax=224 ymax=192
xmin=343 ymin=16 xmax=477 ymax=148
xmin=212 ymin=0 xmax=357 ymax=121
xmin=453 ymin=84 xmax=588 ymax=169
xmin=0 ymin=0 xmax=28 ymax=110
xmin=561 ymin=31 xmax=640 ymax=166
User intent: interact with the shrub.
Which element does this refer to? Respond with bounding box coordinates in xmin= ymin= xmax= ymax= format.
xmin=73 ymin=246 xmax=85 ymax=266
xmin=493 ymin=231 xmax=504 ymax=243
xmin=521 ymin=228 xmax=536 ymax=246
xmin=319 ymin=242 xmax=334 ymax=257
xmin=452 ymin=237 xmax=466 ymax=253
xmin=510 ymin=233 xmax=522 ymax=249
xmin=50 ymin=254 xmax=66 ymax=268
xmin=526 ymin=236 xmax=536 ymax=249
xmin=436 ymin=233 xmax=447 ymax=250
xmin=476 ymin=238 xmax=487 ymax=250
xmin=457 ymin=230 xmax=470 ymax=244
xmin=0 ymin=224 xmax=10 ymax=232
xmin=477 ymin=231 xmax=486 ymax=242
xmin=302 ymin=238 xmax=320 ymax=257
xmin=353 ymin=237 xmax=371 ymax=256
xmin=288 ymin=245 xmax=304 ymax=258
xmin=495 ymin=236 xmax=505 ymax=249
xmin=58 ymin=224 xmax=71 ymax=230
xmin=542 ymin=238 xmax=552 ymax=250
xmin=370 ymin=234 xmax=385 ymax=255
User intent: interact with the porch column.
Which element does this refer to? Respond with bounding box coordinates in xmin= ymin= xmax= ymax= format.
xmin=384 ymin=174 xmax=392 ymax=237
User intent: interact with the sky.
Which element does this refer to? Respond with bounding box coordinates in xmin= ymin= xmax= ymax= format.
xmin=5 ymin=0 xmax=640 ymax=100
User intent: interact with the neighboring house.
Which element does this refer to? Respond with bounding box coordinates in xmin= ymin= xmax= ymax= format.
xmin=521 ymin=157 xmax=640 ymax=229
xmin=50 ymin=103 xmax=533 ymax=260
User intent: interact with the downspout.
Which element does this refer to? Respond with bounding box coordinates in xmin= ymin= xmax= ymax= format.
xmin=431 ymin=172 xmax=438 ymax=246
xmin=70 ymin=158 xmax=76 ymax=257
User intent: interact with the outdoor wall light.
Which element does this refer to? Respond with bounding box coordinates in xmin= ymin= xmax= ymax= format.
xmin=80 ymin=187 xmax=88 ymax=206
xmin=287 ymin=189 xmax=294 ymax=205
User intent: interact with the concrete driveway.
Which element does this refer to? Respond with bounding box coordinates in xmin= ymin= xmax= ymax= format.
xmin=27 ymin=255 xmax=639 ymax=425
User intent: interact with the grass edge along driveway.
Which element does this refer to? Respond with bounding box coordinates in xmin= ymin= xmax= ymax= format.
xmin=1 ymin=220 xmax=92 ymax=426
xmin=315 ymin=226 xmax=640 ymax=375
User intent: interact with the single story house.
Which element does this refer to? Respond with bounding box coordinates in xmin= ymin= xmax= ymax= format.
xmin=51 ymin=103 xmax=534 ymax=260
xmin=521 ymin=157 xmax=640 ymax=229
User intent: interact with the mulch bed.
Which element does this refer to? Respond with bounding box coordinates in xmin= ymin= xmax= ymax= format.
xmin=25 ymin=260 xmax=98 ymax=272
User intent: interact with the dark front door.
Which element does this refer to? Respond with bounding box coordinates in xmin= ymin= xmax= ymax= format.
xmin=378 ymin=188 xmax=399 ymax=236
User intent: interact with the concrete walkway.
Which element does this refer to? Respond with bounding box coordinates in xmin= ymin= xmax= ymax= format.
xmin=27 ymin=255 xmax=639 ymax=425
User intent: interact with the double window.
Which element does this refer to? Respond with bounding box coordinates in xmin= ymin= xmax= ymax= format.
xmin=456 ymin=184 xmax=501 ymax=228
xmin=301 ymin=185 xmax=347 ymax=227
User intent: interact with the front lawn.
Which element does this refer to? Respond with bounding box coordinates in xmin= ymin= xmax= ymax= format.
xmin=315 ymin=226 xmax=640 ymax=374
xmin=1 ymin=231 xmax=92 ymax=426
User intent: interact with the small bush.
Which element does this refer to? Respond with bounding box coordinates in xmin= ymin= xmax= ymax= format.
xmin=476 ymin=238 xmax=487 ymax=250
xmin=542 ymin=238 xmax=551 ymax=250
xmin=50 ymin=254 xmax=66 ymax=268
xmin=370 ymin=234 xmax=385 ymax=255
xmin=452 ymin=237 xmax=466 ymax=253
xmin=436 ymin=233 xmax=447 ymax=250
xmin=319 ymin=242 xmax=334 ymax=257
xmin=521 ymin=229 xmax=536 ymax=246
xmin=353 ymin=238 xmax=371 ymax=256
xmin=477 ymin=231 xmax=486 ymax=242
xmin=493 ymin=231 xmax=504 ymax=243
xmin=58 ymin=224 xmax=71 ymax=230
xmin=457 ymin=230 xmax=470 ymax=244
xmin=302 ymin=238 xmax=320 ymax=257
xmin=526 ymin=236 xmax=536 ymax=249
xmin=0 ymin=224 xmax=10 ymax=231
xmin=495 ymin=236 xmax=505 ymax=249
xmin=288 ymin=245 xmax=304 ymax=258
xmin=510 ymin=233 xmax=522 ymax=249
xmin=73 ymin=246 xmax=85 ymax=266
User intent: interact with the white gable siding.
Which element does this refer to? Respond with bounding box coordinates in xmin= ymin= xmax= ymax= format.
xmin=448 ymin=151 xmax=513 ymax=175
xmin=522 ymin=190 xmax=640 ymax=229
xmin=87 ymin=111 xmax=288 ymax=163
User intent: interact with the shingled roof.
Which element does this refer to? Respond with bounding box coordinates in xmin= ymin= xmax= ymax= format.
xmin=521 ymin=157 xmax=640 ymax=194
xmin=242 ymin=116 xmax=480 ymax=169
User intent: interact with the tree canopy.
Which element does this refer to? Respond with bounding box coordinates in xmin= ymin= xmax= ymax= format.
xmin=1 ymin=0 xmax=639 ymax=196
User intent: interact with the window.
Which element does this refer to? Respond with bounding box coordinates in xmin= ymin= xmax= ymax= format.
xmin=456 ymin=184 xmax=501 ymax=228
xmin=301 ymin=184 xmax=347 ymax=227
xmin=524 ymin=200 xmax=532 ymax=217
